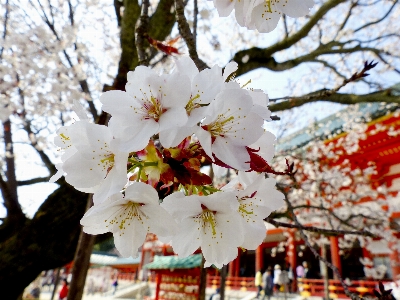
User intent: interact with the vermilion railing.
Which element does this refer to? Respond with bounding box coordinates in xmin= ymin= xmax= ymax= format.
xmin=206 ymin=276 xmax=388 ymax=298
xmin=118 ymin=273 xmax=137 ymax=281
xmin=207 ymin=276 xmax=257 ymax=291
xmin=297 ymin=278 xmax=388 ymax=299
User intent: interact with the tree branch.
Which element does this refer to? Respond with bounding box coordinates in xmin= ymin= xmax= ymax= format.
xmin=0 ymin=0 xmax=10 ymax=60
xmin=281 ymin=192 xmax=360 ymax=300
xmin=233 ymin=0 xmax=347 ymax=75
xmin=17 ymin=177 xmax=51 ymax=186
xmin=136 ymin=0 xmax=150 ymax=66
xmin=193 ymin=0 xmax=198 ymax=48
xmin=266 ymin=217 xmax=376 ymax=237
xmin=174 ymin=0 xmax=207 ymax=71
xmin=354 ymin=0 xmax=399 ymax=33
xmin=269 ymin=88 xmax=399 ymax=112
xmin=110 ymin=0 xmax=141 ymax=91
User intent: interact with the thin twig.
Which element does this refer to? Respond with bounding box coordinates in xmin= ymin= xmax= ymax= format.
xmin=174 ymin=0 xmax=207 ymax=71
xmin=282 ymin=193 xmax=361 ymax=300
xmin=0 ymin=0 xmax=10 ymax=59
xmin=265 ymin=217 xmax=376 ymax=237
xmin=193 ymin=0 xmax=198 ymax=48
xmin=136 ymin=0 xmax=150 ymax=66
xmin=270 ymin=60 xmax=378 ymax=103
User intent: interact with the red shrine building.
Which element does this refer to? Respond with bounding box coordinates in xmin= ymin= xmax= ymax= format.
xmin=140 ymin=100 xmax=400 ymax=287
xmin=230 ymin=102 xmax=400 ymax=281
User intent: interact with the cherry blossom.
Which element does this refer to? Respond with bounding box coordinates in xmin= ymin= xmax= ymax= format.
xmin=100 ymin=66 xmax=191 ymax=152
xmin=196 ymin=87 xmax=264 ymax=170
xmin=161 ymin=191 xmax=244 ymax=268
xmin=212 ymin=0 xmax=314 ymax=33
xmin=159 ymin=57 xmax=225 ymax=148
xmin=223 ymin=172 xmax=285 ymax=249
xmin=81 ymin=182 xmax=178 ymax=258
xmin=56 ymin=121 xmax=128 ymax=204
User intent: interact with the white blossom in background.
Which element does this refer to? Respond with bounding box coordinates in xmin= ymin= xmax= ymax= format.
xmin=0 ymin=105 xmax=11 ymax=122
xmin=211 ymin=0 xmax=314 ymax=32
xmin=81 ymin=182 xmax=178 ymax=258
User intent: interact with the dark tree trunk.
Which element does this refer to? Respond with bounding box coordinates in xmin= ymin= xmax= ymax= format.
xmin=0 ymin=181 xmax=88 ymax=300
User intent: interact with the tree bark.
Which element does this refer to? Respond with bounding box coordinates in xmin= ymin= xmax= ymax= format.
xmin=0 ymin=181 xmax=88 ymax=299
xmin=199 ymin=256 xmax=207 ymax=300
xmin=322 ymin=244 xmax=330 ymax=300
xmin=219 ymin=265 xmax=228 ymax=299
xmin=67 ymin=195 xmax=96 ymax=300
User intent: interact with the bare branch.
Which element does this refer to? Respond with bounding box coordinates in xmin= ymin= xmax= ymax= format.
xmin=17 ymin=177 xmax=51 ymax=186
xmin=174 ymin=0 xmax=207 ymax=71
xmin=136 ymin=0 xmax=150 ymax=66
xmin=269 ymin=88 xmax=399 ymax=112
xmin=23 ymin=122 xmax=57 ymax=176
xmin=354 ymin=0 xmax=399 ymax=33
xmin=193 ymin=0 xmax=198 ymax=48
xmin=265 ymin=217 xmax=376 ymax=237
xmin=114 ymin=0 xmax=123 ymax=27
xmin=233 ymin=0 xmax=347 ymax=75
xmin=0 ymin=0 xmax=10 ymax=59
xmin=281 ymin=192 xmax=361 ymax=300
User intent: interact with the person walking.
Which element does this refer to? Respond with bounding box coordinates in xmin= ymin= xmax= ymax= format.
xmin=262 ymin=269 xmax=274 ymax=300
xmin=58 ymin=279 xmax=69 ymax=300
xmin=273 ymin=264 xmax=282 ymax=293
xmin=255 ymin=269 xmax=263 ymax=299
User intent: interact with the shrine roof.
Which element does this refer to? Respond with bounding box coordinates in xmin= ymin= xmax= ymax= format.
xmin=277 ymin=84 xmax=400 ymax=153
xmin=144 ymin=254 xmax=203 ymax=270
xmin=90 ymin=252 xmax=141 ymax=266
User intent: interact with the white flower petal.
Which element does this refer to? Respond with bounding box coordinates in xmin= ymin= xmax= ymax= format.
xmin=170 ymin=218 xmax=202 ymax=258
xmin=124 ymin=182 xmax=159 ymax=205
xmin=161 ymin=192 xmax=203 ymax=222
xmin=212 ymin=138 xmax=250 ymax=171
xmin=223 ymin=61 xmax=238 ymax=81
xmin=213 ymin=0 xmax=235 ymax=17
xmin=159 ymin=125 xmax=196 ymax=149
xmin=195 ymin=127 xmax=213 ymax=159
xmin=240 ymin=221 xmax=267 ymax=250
xmin=159 ymin=106 xmax=188 ymax=131
xmin=275 ymin=0 xmax=314 ymax=18
xmin=175 ymin=56 xmax=198 ymax=81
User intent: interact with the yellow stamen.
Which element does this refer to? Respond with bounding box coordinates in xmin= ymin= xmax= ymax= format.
xmin=185 ymin=94 xmax=201 ymax=114
xmin=59 ymin=133 xmax=70 ymax=140
xmin=209 ymin=115 xmax=235 ymax=137
xmin=239 ymin=205 xmax=253 ymax=215
xmin=241 ymin=79 xmax=252 ymax=88
xmin=201 ymin=210 xmax=217 ymax=236
xmin=266 ymin=0 xmax=272 ymax=13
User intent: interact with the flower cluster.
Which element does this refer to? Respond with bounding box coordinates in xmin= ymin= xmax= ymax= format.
xmin=212 ymin=0 xmax=315 ymax=32
xmin=52 ymin=57 xmax=284 ymax=267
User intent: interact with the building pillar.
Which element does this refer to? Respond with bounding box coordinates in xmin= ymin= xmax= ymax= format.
xmin=389 ymin=241 xmax=400 ymax=279
xmin=229 ymin=260 xmax=236 ymax=277
xmin=155 ymin=273 xmax=162 ymax=300
xmin=256 ymin=244 xmax=264 ymax=272
xmin=330 ymin=236 xmax=342 ymax=278
xmin=235 ymin=249 xmax=241 ymax=277
xmin=287 ymin=231 xmax=297 ymax=270
xmin=287 ymin=231 xmax=297 ymax=293
xmin=362 ymin=247 xmax=372 ymax=260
